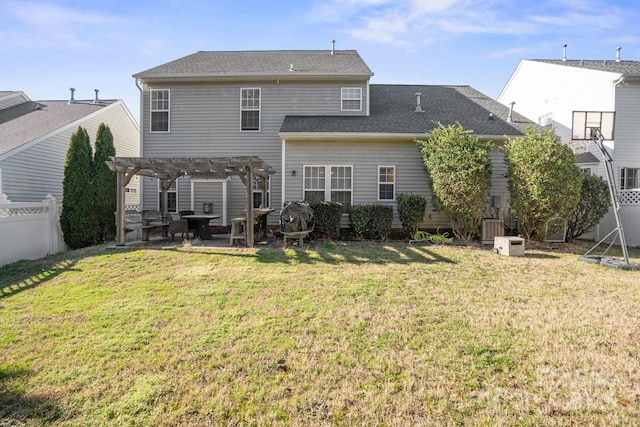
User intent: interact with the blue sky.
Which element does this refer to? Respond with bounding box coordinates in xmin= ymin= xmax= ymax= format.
xmin=2 ymin=0 xmax=639 ymax=122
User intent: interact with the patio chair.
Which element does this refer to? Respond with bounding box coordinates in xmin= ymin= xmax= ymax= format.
xmin=179 ymin=210 xmax=196 ymax=237
xmin=169 ymin=213 xmax=190 ymax=240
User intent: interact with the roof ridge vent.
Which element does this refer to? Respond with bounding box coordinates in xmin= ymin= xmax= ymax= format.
xmin=415 ymin=92 xmax=424 ymax=113
xmin=331 ymin=39 xmax=335 ymax=56
xmin=562 ymin=44 xmax=567 ymax=62
xmin=93 ymin=89 xmax=100 ymax=104
xmin=616 ymin=46 xmax=622 ymax=62
xmin=68 ymin=87 xmax=76 ymax=104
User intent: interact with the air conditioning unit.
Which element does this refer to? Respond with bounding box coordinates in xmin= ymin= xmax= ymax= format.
xmin=482 ymin=219 xmax=505 ymax=245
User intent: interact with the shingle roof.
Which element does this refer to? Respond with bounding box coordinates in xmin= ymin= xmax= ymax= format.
xmin=280 ymin=85 xmax=535 ymax=137
xmin=133 ymin=50 xmax=373 ymax=80
xmin=576 ymin=152 xmax=600 ymax=164
xmin=531 ymin=59 xmax=640 ymax=75
xmin=0 ymin=99 xmax=117 ymax=157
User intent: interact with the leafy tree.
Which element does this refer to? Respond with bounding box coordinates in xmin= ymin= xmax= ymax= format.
xmin=60 ymin=126 xmax=95 ymax=249
xmin=504 ymin=127 xmax=583 ymax=241
xmin=94 ymin=123 xmax=117 ymax=242
xmin=416 ymin=123 xmax=492 ymax=242
xmin=566 ymin=173 xmax=610 ymax=242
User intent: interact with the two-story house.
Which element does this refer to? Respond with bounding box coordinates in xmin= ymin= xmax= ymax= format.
xmin=498 ymin=48 xmax=640 ymax=246
xmin=132 ymin=48 xmax=535 ymax=238
xmin=0 ymin=89 xmax=140 ymax=203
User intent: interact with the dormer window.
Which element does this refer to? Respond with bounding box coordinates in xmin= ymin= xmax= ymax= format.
xmin=241 ymin=88 xmax=261 ymax=131
xmin=341 ymin=87 xmax=362 ymax=111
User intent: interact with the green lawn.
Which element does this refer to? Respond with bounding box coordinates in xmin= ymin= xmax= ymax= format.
xmin=1 ymin=240 xmax=639 ymax=426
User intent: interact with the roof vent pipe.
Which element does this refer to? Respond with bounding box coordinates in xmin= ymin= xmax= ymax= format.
xmin=93 ymin=89 xmax=99 ymax=104
xmin=562 ymin=44 xmax=567 ymax=61
xmin=331 ymin=39 xmax=335 ymax=55
xmin=69 ymin=87 xmax=76 ymax=104
xmin=507 ymin=101 xmax=515 ymax=123
xmin=415 ymin=92 xmax=423 ymax=113
xmin=616 ymin=46 xmax=622 ymax=62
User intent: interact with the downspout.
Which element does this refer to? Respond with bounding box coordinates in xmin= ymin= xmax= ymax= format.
xmin=281 ymin=138 xmax=286 ymax=210
xmin=135 ymin=78 xmax=144 ymax=211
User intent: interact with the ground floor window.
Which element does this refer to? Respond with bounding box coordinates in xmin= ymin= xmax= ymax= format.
xmin=621 ymin=167 xmax=640 ymax=190
xmin=304 ymin=165 xmax=352 ymax=213
xmin=253 ymin=177 xmax=270 ymax=208
xmin=378 ymin=166 xmax=395 ymax=200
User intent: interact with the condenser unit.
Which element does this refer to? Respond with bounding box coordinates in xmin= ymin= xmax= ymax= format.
xmin=482 ymin=219 xmax=505 ymax=245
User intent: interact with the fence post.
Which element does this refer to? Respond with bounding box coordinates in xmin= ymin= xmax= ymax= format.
xmin=43 ymin=194 xmax=64 ymax=254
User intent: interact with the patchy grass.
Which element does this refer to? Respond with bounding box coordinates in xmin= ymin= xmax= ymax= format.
xmin=1 ymin=241 xmax=639 ymax=426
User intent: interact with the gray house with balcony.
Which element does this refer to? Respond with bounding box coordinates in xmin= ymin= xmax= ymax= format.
xmin=133 ymin=48 xmax=535 ymax=233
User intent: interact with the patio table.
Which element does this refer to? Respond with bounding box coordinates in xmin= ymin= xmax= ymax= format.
xmin=181 ymin=214 xmax=221 ymax=240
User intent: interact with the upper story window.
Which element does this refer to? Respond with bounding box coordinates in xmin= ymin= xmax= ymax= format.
xmin=341 ymin=87 xmax=362 ymax=111
xmin=378 ymin=166 xmax=395 ymax=201
xmin=150 ymin=89 xmax=170 ymax=132
xmin=621 ymin=168 xmax=640 ymax=190
xmin=241 ymin=88 xmax=261 ymax=131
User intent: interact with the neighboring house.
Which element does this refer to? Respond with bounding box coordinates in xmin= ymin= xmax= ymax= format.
xmin=498 ymin=48 xmax=640 ymax=246
xmin=133 ymin=49 xmax=535 ymax=232
xmin=0 ymin=90 xmax=140 ymax=204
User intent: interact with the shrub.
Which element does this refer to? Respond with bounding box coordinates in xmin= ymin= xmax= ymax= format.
xmin=416 ymin=123 xmax=492 ymax=242
xmin=93 ymin=124 xmax=117 ymax=243
xmin=349 ymin=204 xmax=393 ymax=240
xmin=396 ymin=193 xmax=426 ymax=236
xmin=307 ymin=201 xmax=342 ymax=238
xmin=504 ymin=127 xmax=583 ymax=241
xmin=61 ymin=127 xmax=95 ymax=249
xmin=566 ymin=174 xmax=610 ymax=242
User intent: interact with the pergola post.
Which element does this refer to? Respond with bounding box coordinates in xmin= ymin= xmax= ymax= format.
xmin=245 ymin=165 xmax=254 ymax=247
xmin=115 ymin=170 xmax=127 ymax=246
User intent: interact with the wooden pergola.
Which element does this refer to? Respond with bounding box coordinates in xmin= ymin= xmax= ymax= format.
xmin=106 ymin=156 xmax=276 ymax=246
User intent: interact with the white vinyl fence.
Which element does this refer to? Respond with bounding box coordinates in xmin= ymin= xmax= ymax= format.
xmin=0 ymin=193 xmax=66 ymax=266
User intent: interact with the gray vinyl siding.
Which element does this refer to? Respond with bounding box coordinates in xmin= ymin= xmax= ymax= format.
xmin=284 ymin=139 xmax=447 ymax=228
xmin=285 ymin=140 xmax=512 ymax=230
xmin=0 ymin=102 xmax=139 ymax=203
xmin=139 ymin=80 xmax=368 ymax=219
xmin=614 ymin=84 xmax=640 ymax=170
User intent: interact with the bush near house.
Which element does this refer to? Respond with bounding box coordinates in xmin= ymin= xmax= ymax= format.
xmin=416 ymin=123 xmax=492 ymax=242
xmin=307 ymin=201 xmax=342 ymax=238
xmin=396 ymin=193 xmax=427 ymax=237
xmin=349 ymin=204 xmax=393 ymax=240
xmin=566 ymin=173 xmax=610 ymax=242
xmin=504 ymin=127 xmax=583 ymax=241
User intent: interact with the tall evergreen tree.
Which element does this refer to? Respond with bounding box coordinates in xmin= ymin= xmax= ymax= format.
xmin=94 ymin=124 xmax=117 ymax=242
xmin=60 ymin=126 xmax=94 ymax=249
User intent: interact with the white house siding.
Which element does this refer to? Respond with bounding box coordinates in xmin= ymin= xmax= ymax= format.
xmin=0 ymin=102 xmax=139 ymax=203
xmin=139 ymin=81 xmax=369 ymax=221
xmin=499 ymin=61 xmax=616 ymax=142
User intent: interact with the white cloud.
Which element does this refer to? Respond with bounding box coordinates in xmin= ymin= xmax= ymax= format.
xmin=311 ymin=0 xmax=636 ymax=48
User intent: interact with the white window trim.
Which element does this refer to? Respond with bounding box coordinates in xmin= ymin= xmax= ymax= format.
xmin=341 ymin=87 xmax=362 ymax=112
xmin=150 ymin=89 xmax=170 ymax=133
xmin=621 ymin=167 xmax=640 ymax=191
xmin=240 ymin=87 xmax=261 ymax=132
xmin=303 ymin=165 xmax=353 ymax=213
xmin=253 ymin=176 xmax=271 ymax=208
xmin=377 ymin=165 xmax=396 ymax=201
